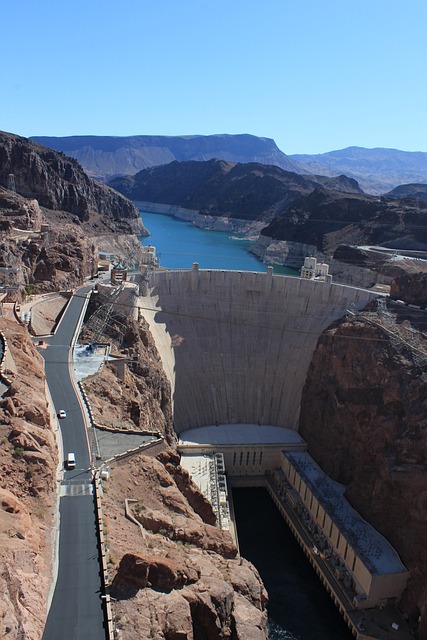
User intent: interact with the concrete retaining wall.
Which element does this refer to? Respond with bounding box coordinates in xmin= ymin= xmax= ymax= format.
xmin=0 ymin=329 xmax=14 ymax=386
xmin=144 ymin=268 xmax=379 ymax=433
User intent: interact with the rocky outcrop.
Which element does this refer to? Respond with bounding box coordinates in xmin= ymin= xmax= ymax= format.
xmin=298 ymin=314 xmax=427 ymax=636
xmin=158 ymin=451 xmax=217 ymax=526
xmin=104 ymin=453 xmax=268 ymax=640
xmin=83 ymin=316 xmax=175 ymax=444
xmin=260 ymin=187 xmax=427 ymax=253
xmin=390 ymin=271 xmax=427 ymax=305
xmin=0 ymin=190 xmax=97 ymax=291
xmin=0 ymin=131 xmax=144 ymax=232
xmin=111 ymin=552 xmax=200 ymax=595
xmin=0 ymin=319 xmax=57 ymax=640
xmin=250 ymin=187 xmax=427 ymax=284
xmin=0 ymin=131 xmax=148 ymax=293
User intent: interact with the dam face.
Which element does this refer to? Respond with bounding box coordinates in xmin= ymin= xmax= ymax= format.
xmin=143 ymin=267 xmax=378 ymax=433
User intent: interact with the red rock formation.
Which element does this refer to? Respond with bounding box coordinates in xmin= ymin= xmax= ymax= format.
xmin=111 ymin=552 xmax=200 ymax=595
xmin=0 ymin=129 xmax=149 ymax=295
xmin=158 ymin=450 xmax=217 ymax=525
xmin=0 ymin=320 xmax=57 ymax=639
xmin=83 ymin=317 xmax=175 ymax=444
xmin=103 ymin=451 xmax=267 ymax=640
xmin=299 ymin=316 xmax=427 ymax=636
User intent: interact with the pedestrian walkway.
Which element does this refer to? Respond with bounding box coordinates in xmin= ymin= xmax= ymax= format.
xmin=60 ymin=479 xmax=94 ymax=497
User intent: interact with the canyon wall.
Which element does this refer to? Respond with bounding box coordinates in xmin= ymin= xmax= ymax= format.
xmin=298 ymin=317 xmax=427 ymax=634
xmin=0 ymin=320 xmax=57 ymax=640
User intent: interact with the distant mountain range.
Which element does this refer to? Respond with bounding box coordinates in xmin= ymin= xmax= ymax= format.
xmin=31 ymin=134 xmax=302 ymax=182
xmin=30 ymin=134 xmax=427 ymax=195
xmin=290 ymin=146 xmax=427 ymax=194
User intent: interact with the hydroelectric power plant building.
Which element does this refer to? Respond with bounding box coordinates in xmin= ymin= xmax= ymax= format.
xmin=140 ymin=263 xmax=410 ymax=639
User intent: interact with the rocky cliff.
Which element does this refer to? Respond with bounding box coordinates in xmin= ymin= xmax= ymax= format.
xmin=0 ymin=131 xmax=143 ymax=230
xmin=0 ymin=131 xmax=148 ymax=293
xmin=259 ymin=187 xmax=427 ymax=251
xmin=298 ymin=310 xmax=427 ymax=636
xmin=31 ymin=133 xmax=303 ymax=182
xmin=104 ymin=452 xmax=268 ymax=640
xmin=83 ymin=315 xmax=176 ymax=445
xmin=0 ymin=320 xmax=57 ymax=640
xmin=390 ymin=271 xmax=427 ymax=305
xmin=251 ymin=186 xmax=427 ymax=286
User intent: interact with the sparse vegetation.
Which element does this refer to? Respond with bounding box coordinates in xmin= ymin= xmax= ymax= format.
xmin=22 ymin=284 xmax=37 ymax=297
xmin=13 ymin=446 xmax=24 ymax=459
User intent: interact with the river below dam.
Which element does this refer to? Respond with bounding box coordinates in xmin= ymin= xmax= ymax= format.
xmin=138 ymin=208 xmax=352 ymax=639
xmin=233 ymin=488 xmax=354 ymax=640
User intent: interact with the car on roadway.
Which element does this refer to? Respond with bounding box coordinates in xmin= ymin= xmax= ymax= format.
xmin=66 ymin=452 xmax=76 ymax=469
xmin=58 ymin=409 xmax=67 ymax=419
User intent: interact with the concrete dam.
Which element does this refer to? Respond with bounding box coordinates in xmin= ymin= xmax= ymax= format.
xmin=141 ymin=266 xmax=413 ymax=636
xmin=142 ymin=265 xmax=378 ymax=433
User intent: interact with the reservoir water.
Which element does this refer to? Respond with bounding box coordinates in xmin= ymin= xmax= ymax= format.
xmin=137 ymin=208 xmax=351 ymax=639
xmin=139 ymin=209 xmax=296 ymax=274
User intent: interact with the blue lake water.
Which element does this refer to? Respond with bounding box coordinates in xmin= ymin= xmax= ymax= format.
xmin=138 ymin=209 xmax=296 ymax=275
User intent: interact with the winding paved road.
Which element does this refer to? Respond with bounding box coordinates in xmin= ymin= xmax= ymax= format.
xmin=42 ymin=286 xmax=107 ymax=640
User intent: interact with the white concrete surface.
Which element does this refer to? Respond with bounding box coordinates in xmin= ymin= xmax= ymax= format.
xmin=179 ymin=423 xmax=306 ymax=446
xmin=284 ymin=451 xmax=407 ymax=576
xmin=143 ymin=268 xmax=379 ymax=433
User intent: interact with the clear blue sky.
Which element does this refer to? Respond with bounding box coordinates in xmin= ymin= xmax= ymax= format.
xmin=2 ymin=0 xmax=427 ymax=155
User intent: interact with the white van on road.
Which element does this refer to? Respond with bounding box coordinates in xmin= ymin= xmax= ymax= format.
xmin=66 ymin=453 xmax=76 ymax=469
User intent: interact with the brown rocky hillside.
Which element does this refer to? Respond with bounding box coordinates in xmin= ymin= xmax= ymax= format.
xmin=0 ymin=131 xmax=148 ymax=294
xmin=0 ymin=320 xmax=57 ymax=640
xmin=261 ymin=187 xmax=427 ymax=254
xmin=0 ymin=130 xmax=143 ymax=229
xmin=299 ymin=310 xmax=427 ymax=637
